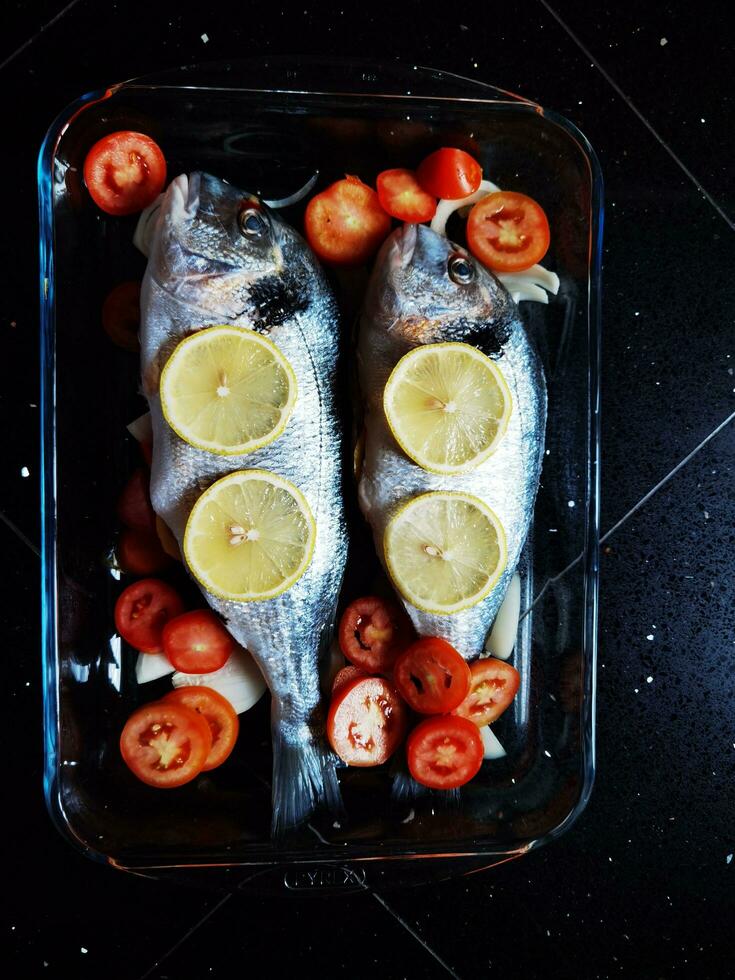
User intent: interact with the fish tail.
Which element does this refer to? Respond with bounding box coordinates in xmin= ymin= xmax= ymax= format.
xmin=390 ymin=763 xmax=461 ymax=806
xmin=271 ymin=725 xmax=342 ymax=836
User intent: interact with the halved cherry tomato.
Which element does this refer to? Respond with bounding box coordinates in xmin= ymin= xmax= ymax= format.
xmin=116 ymin=468 xmax=156 ymax=533
xmin=327 ymin=676 xmax=408 ymax=767
xmin=416 ymin=147 xmax=482 ymax=200
xmin=84 ymin=131 xmax=166 ymax=216
xmin=118 ymin=527 xmax=172 ymax=576
xmin=120 ymin=700 xmax=212 ymax=788
xmin=332 ymin=665 xmax=366 ymax=696
xmin=452 ymin=658 xmax=520 ymax=727
xmin=162 ymin=610 xmax=234 ymax=674
xmin=393 ymin=637 xmax=471 ymax=715
xmin=102 ymin=281 xmax=140 ymax=351
xmin=407 ymin=715 xmax=483 ymax=789
xmin=338 ymin=596 xmax=414 ymax=673
xmin=304 ymin=175 xmax=391 ymax=267
xmin=467 ymin=191 xmax=550 ymax=273
xmin=114 ymin=578 xmax=186 ymax=654
xmin=165 ymin=687 xmax=239 ymax=771
xmin=376 ymin=169 xmax=437 ymax=223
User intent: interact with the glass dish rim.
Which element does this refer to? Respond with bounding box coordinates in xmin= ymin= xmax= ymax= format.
xmin=37 ymin=60 xmax=603 ymax=874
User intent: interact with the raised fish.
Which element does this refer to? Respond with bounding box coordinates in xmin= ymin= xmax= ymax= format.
xmin=139 ymin=172 xmax=347 ymax=833
xmin=357 ymin=223 xmax=546 ymax=659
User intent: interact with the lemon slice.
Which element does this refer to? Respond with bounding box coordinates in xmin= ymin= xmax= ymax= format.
xmin=384 ymin=491 xmax=507 ymax=614
xmin=160 ymin=326 xmax=297 ymax=455
xmin=383 ymin=342 xmax=511 ymax=474
xmin=184 ymin=470 xmax=315 ymax=601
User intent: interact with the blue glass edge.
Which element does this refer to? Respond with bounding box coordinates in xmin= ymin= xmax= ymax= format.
xmin=37 ymin=71 xmax=603 ymax=871
xmin=37 ymin=90 xmax=113 ymax=864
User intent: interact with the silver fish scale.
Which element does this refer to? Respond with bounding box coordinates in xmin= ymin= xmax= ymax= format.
xmin=139 ymin=173 xmax=347 ymax=831
xmin=357 ymin=224 xmax=547 ymax=660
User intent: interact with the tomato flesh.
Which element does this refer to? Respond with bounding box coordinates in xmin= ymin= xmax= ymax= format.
xmin=116 ymin=468 xmax=156 ymax=533
xmin=84 ymin=131 xmax=167 ymax=216
xmin=453 ymin=658 xmax=520 ymax=727
xmin=114 ymin=578 xmax=186 ymax=653
xmin=338 ymin=596 xmax=414 ymax=673
xmin=467 ymin=191 xmax=550 ymax=273
xmin=376 ymin=169 xmax=437 ymax=223
xmin=162 ymin=609 xmax=234 ymax=674
xmin=327 ymin=676 xmax=408 ymax=767
xmin=304 ymin=175 xmax=391 ymax=266
xmin=394 ymin=637 xmax=471 ymax=714
xmin=102 ymin=281 xmax=141 ymax=351
xmin=165 ymin=687 xmax=239 ymax=770
xmin=407 ymin=715 xmax=484 ymax=789
xmin=120 ymin=701 xmax=212 ymax=788
xmin=416 ymin=147 xmax=482 ymax=200
xmin=118 ymin=527 xmax=171 ymax=576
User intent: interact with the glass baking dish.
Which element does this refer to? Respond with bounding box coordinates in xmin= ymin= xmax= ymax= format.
xmin=38 ymin=59 xmax=602 ymax=892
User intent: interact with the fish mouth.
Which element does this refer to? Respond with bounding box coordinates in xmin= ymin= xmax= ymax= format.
xmin=393 ymin=222 xmax=419 ymax=268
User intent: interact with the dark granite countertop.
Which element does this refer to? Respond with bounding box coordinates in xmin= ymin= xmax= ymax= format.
xmin=3 ymin=1 xmax=733 ymax=977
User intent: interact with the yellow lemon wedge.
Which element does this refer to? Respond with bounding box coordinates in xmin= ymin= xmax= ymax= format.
xmin=384 ymin=491 xmax=507 ymax=614
xmin=160 ymin=325 xmax=297 ymax=455
xmin=383 ymin=342 xmax=511 ymax=474
xmin=184 ymin=470 xmax=315 ymax=601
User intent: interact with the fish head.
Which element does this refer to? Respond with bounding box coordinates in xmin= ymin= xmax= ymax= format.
xmin=365 ymin=223 xmax=516 ymax=355
xmin=148 ymin=172 xmax=308 ymax=325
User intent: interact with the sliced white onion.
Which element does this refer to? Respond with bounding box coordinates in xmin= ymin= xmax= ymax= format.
xmin=171 ymin=645 xmax=266 ymax=714
xmin=133 ymin=194 xmax=164 ymax=257
xmin=480 ymin=726 xmax=507 ymax=760
xmin=135 ymin=652 xmax=175 ymax=684
xmin=430 ymin=179 xmax=501 ymax=237
xmin=485 ymin=573 xmax=521 ymax=660
xmin=126 ymin=412 xmax=153 ymax=444
xmin=497 ymin=264 xmax=560 ymax=305
xmin=263 ymin=171 xmax=319 ymax=209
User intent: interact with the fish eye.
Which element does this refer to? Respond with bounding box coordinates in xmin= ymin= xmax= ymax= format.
xmin=238 ymin=207 xmax=267 ymax=239
xmin=448 ymin=255 xmax=475 ymax=285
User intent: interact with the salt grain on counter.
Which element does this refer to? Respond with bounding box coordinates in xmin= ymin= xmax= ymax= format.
xmin=727 ymin=854 xmax=733 ymax=864
xmin=21 ymin=466 xmax=29 ymax=477
xmin=401 ymin=808 xmax=415 ymax=824
xmin=568 ymin=500 xmax=575 ymax=508
xmin=647 ymin=634 xmax=654 ymax=641
xmin=660 ymin=37 xmax=668 ymax=45
xmin=647 ymin=676 xmax=653 ymax=683
xmin=200 ymin=33 xmax=209 ymax=43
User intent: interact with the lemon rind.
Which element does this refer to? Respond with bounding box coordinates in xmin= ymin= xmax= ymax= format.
xmin=183 ymin=468 xmax=316 ymax=602
xmin=383 ymin=341 xmax=512 ymax=476
xmin=383 ymin=489 xmax=508 ymax=615
xmin=160 ymin=325 xmax=298 ymax=457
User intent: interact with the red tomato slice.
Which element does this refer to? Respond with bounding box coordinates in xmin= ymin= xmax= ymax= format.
xmin=84 ymin=131 xmax=166 ymax=216
xmin=467 ymin=191 xmax=550 ymax=273
xmin=452 ymin=658 xmax=520 ymax=727
xmin=376 ymin=169 xmax=437 ymax=222
xmin=162 ymin=609 xmax=234 ymax=674
xmin=393 ymin=637 xmax=471 ymax=715
xmin=116 ymin=468 xmax=156 ymax=533
xmin=407 ymin=715 xmax=483 ymax=789
xmin=102 ymin=281 xmax=141 ymax=351
xmin=416 ymin=147 xmax=482 ymax=200
xmin=332 ymin=665 xmax=366 ymax=697
xmin=304 ymin=175 xmax=391 ymax=266
xmin=327 ymin=676 xmax=408 ymax=767
xmin=338 ymin=596 xmax=414 ymax=673
xmin=114 ymin=579 xmax=186 ymax=654
xmin=118 ymin=528 xmax=172 ymax=576
xmin=165 ymin=687 xmax=239 ymax=771
xmin=120 ymin=700 xmax=212 ymax=788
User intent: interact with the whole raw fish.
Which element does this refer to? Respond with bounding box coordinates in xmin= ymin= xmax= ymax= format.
xmin=357 ymin=223 xmax=546 ymax=659
xmin=139 ymin=172 xmax=347 ymax=833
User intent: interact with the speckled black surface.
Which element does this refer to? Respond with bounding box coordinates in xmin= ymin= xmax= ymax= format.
xmin=3 ymin=1 xmax=734 ymax=977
